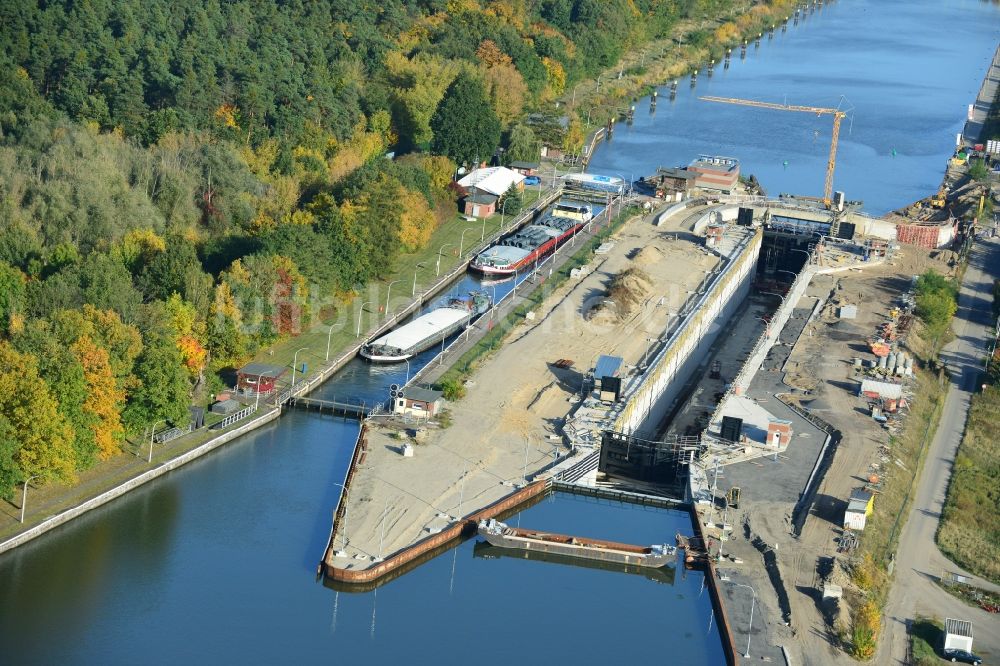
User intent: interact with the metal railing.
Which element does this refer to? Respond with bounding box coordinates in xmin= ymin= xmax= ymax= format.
xmin=213 ymin=404 xmax=258 ymax=430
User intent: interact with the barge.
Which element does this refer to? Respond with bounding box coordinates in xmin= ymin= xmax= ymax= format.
xmin=470 ymin=202 xmax=592 ymax=276
xmin=477 ymin=519 xmax=676 ymax=568
xmin=360 ymin=291 xmax=491 ymax=363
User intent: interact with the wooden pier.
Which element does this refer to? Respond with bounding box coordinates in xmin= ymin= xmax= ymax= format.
xmin=288 ymin=396 xmax=369 ymax=419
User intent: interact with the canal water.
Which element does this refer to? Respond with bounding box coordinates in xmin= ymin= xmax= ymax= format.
xmin=2 ymin=1 xmax=998 ymax=663
xmin=588 ymin=0 xmax=1000 ymax=216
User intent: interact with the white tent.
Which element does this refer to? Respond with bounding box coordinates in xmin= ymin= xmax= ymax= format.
xmin=458 ymin=167 xmax=525 ymax=197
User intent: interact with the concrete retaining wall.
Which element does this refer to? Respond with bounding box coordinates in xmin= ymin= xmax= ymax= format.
xmin=0 ymin=407 xmax=282 ymax=555
xmin=615 ymin=228 xmax=762 ymax=434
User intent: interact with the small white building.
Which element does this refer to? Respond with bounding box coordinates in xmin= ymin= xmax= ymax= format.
xmin=944 ymin=618 xmax=974 ymax=653
xmin=458 ymin=166 xmax=525 ymax=198
xmin=392 ymin=387 xmax=444 ymax=419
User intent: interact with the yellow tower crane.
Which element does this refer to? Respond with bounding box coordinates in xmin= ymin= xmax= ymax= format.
xmin=700 ymin=96 xmax=848 ymax=208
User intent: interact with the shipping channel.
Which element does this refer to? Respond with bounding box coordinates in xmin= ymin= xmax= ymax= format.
xmin=2 ymin=0 xmax=999 ymax=663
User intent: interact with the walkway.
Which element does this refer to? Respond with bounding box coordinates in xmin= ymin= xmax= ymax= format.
xmin=879 ymin=237 xmax=1000 ymax=665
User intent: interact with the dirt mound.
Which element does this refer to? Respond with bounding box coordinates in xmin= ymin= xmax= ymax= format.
xmin=633 ymin=245 xmax=663 ymax=266
xmin=607 ymin=268 xmax=651 ymax=314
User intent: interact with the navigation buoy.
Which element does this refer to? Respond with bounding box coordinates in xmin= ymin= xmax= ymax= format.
xmin=782 ymin=160 xmax=789 ymax=170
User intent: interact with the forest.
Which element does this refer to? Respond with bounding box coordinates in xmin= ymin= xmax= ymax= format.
xmin=0 ymin=0 xmax=759 ymax=499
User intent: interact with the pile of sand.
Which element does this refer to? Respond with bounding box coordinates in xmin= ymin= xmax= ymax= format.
xmin=633 ymin=245 xmax=663 ymax=266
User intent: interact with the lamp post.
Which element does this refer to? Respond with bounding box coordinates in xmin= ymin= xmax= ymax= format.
xmin=480 ymin=214 xmax=487 ymax=242
xmin=411 ymin=263 xmax=426 ymax=297
xmin=436 ymin=243 xmax=454 ymax=277
xmin=325 ymin=324 xmax=337 ymax=362
xmin=19 ymin=474 xmax=39 ymax=523
xmin=385 ymin=280 xmax=403 ymax=318
xmin=292 ymin=347 xmax=309 ymax=388
xmin=356 ymin=301 xmax=374 ymax=337
xmin=148 ymin=419 xmax=164 ymax=463
xmin=729 ymin=581 xmax=758 ymax=658
xmin=498 ymin=197 xmax=512 ymax=232
xmin=789 ymin=247 xmax=812 ymax=266
xmin=641 ymin=337 xmax=656 ymax=369
xmin=774 ymin=269 xmax=797 ymax=282
xmin=404 ymin=358 xmax=411 ymax=386
xmin=459 ymin=226 xmax=478 ymax=259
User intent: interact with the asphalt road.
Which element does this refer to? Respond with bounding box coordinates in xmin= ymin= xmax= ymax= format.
xmin=880 ymin=237 xmax=1000 ymax=665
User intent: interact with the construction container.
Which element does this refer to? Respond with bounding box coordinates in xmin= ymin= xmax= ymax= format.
xmin=878 ymin=355 xmax=888 ymax=370
xmin=887 ymin=353 xmax=897 ymax=374
xmin=944 ymin=618 xmax=974 ymax=653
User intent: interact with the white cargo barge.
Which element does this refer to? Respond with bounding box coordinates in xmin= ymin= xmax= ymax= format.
xmin=360 ymin=292 xmax=490 ymax=363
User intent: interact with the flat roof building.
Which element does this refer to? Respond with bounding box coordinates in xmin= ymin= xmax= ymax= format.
xmin=688 ymin=155 xmax=740 ymax=193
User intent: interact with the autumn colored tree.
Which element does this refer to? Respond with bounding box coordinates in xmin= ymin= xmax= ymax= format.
xmin=166 ymin=294 xmax=208 ymax=380
xmin=72 ymin=337 xmax=126 ymax=461
xmin=397 ymin=187 xmax=438 ymax=251
xmin=0 ymin=342 xmax=76 ymax=499
xmin=476 ymin=41 xmax=528 ymax=127
xmin=207 ymin=282 xmax=250 ymax=367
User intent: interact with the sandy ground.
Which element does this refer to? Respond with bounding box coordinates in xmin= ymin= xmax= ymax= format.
xmin=331 ymin=206 xmax=720 ymax=567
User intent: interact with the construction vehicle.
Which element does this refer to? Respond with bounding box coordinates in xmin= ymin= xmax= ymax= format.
xmin=930 ymin=187 xmax=947 ymax=209
xmin=700 ymin=95 xmax=849 ymax=208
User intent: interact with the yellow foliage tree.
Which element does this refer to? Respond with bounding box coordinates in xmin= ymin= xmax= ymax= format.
xmin=397 ymin=188 xmax=437 ymax=251
xmin=481 ymin=59 xmax=528 ymax=127
xmin=542 ymin=57 xmax=566 ymax=97
xmin=117 ymin=228 xmax=166 ymax=270
xmin=0 ymin=342 xmax=76 ymax=487
xmin=476 ymin=40 xmax=512 ymax=68
xmin=562 ymin=117 xmax=585 ymax=155
xmin=72 ymin=337 xmax=126 ymax=461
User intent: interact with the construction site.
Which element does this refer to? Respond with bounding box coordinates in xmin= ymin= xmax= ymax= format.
xmin=319 ymin=72 xmax=1000 ymax=662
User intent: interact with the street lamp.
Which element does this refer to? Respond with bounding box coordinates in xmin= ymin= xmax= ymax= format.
xmin=499 ymin=197 xmax=513 ymax=231
xmin=148 ymin=419 xmax=164 ymax=463
xmin=729 ymin=581 xmax=758 ymax=658
xmin=385 ymin=279 xmax=403 ymax=317
xmin=641 ymin=337 xmax=656 ymax=369
xmin=789 ymin=247 xmax=812 ymax=266
xmin=356 ymin=301 xmax=374 ymax=337
xmin=292 ymin=347 xmax=309 ymax=388
xmin=326 ymin=323 xmax=337 ymax=362
xmin=459 ymin=226 xmax=478 ymax=258
xmin=404 ymin=358 xmax=411 ymax=386
xmin=774 ymin=269 xmax=798 ymax=282
xmin=19 ymin=474 xmax=39 ymax=523
xmin=412 ymin=262 xmax=426 ymax=297
xmin=436 ymin=243 xmax=454 ymax=277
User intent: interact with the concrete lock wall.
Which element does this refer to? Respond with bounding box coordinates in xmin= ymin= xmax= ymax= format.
xmin=615 ymin=229 xmax=762 ymax=434
xmin=731 ymin=264 xmax=815 ymax=395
